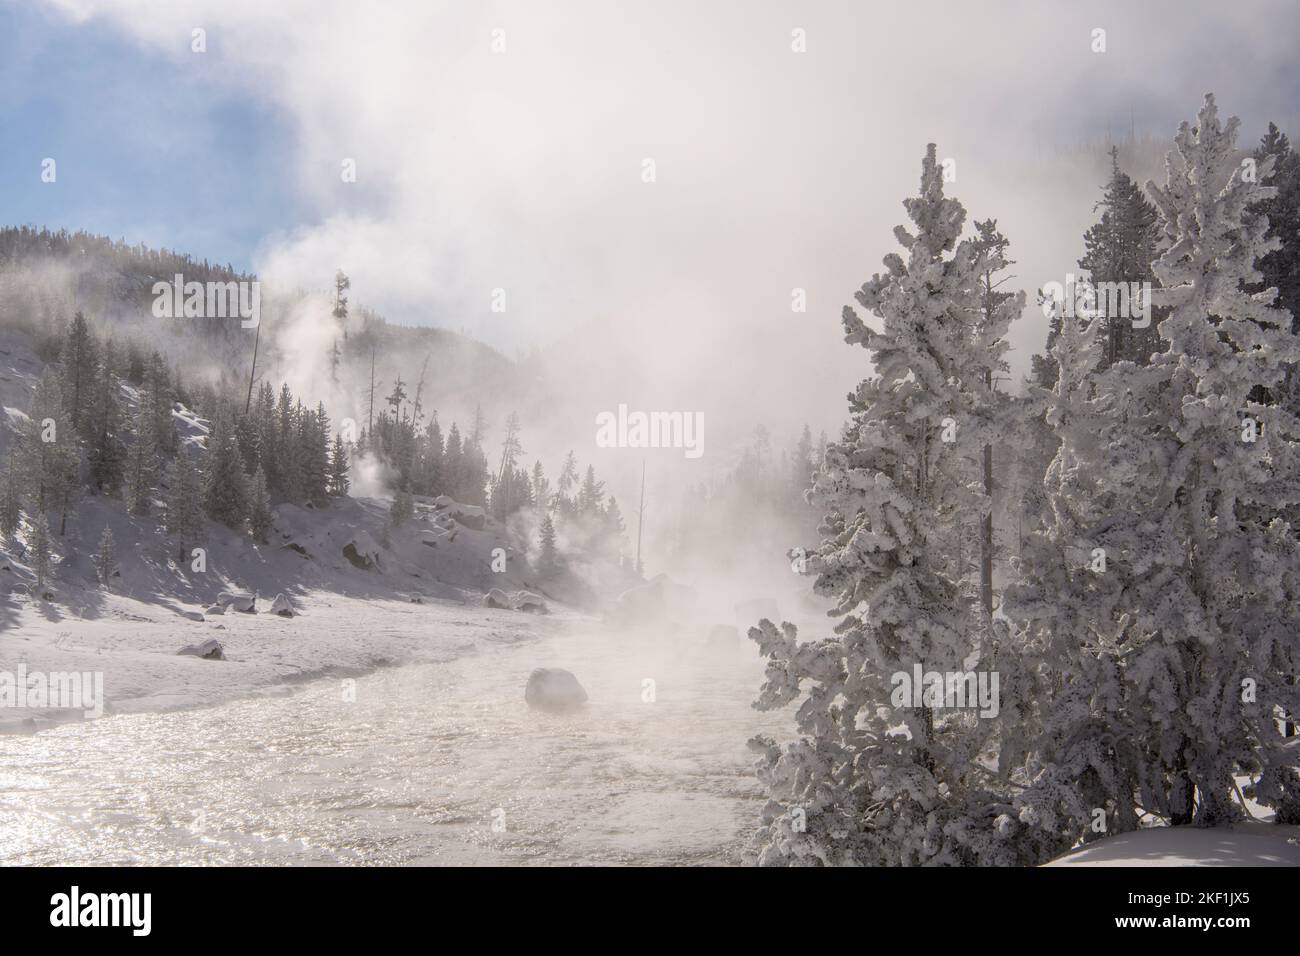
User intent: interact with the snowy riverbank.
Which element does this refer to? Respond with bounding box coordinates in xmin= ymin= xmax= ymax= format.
xmin=0 ymin=588 xmax=578 ymax=732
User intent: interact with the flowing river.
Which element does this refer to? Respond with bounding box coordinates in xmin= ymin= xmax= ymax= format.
xmin=0 ymin=620 xmax=788 ymax=865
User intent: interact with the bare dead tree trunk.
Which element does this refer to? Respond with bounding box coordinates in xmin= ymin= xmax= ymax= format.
xmin=367 ymin=346 xmax=376 ymax=434
xmin=244 ymin=313 xmax=261 ymax=414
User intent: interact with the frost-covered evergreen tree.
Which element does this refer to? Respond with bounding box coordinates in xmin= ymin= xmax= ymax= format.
xmin=1133 ymin=96 xmax=1300 ymax=825
xmin=329 ymin=434 xmax=350 ymax=496
xmin=93 ymin=525 xmax=117 ymax=586
xmin=531 ymin=461 xmax=550 ymax=511
xmin=999 ymin=307 xmax=1133 ymax=853
xmin=1008 ymin=96 xmax=1300 ymax=837
xmin=276 ymin=386 xmax=303 ymax=501
xmin=967 ymin=218 xmax=1023 ymax=635
xmin=1079 ymin=147 xmax=1164 ymax=368
xmin=417 ymin=418 xmax=443 ymax=494
xmin=235 ymin=411 xmax=261 ymax=478
xmin=141 ymin=354 xmax=176 ymax=454
xmin=203 ymin=418 xmax=249 ymax=529
xmin=300 ymin=402 xmax=331 ymax=504
xmin=578 ymin=465 xmax=605 ymax=515
xmin=537 ymin=513 xmax=560 ymax=579
xmin=0 ymin=453 xmax=21 ymax=541
xmin=253 ymin=382 xmax=281 ymax=494
xmin=19 ymin=371 xmax=79 ymax=531
xmin=555 ymin=450 xmax=578 ymax=512
xmin=748 ymin=144 xmax=1015 ymax=866
xmin=389 ymin=490 xmax=414 ymax=529
xmin=443 ymin=424 xmax=464 ymax=499
xmin=122 ymin=410 xmax=157 ymax=516
xmin=166 ymin=450 xmax=205 ymax=563
xmin=248 ymin=466 xmax=273 ymax=543
xmin=1251 ymin=123 xmax=1300 ymax=331
xmin=86 ymin=339 xmax=126 ymax=493
xmin=59 ymin=312 xmax=97 ymax=435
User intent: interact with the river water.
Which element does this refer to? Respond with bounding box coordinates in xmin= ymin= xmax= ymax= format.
xmin=0 ymin=621 xmax=788 ymax=866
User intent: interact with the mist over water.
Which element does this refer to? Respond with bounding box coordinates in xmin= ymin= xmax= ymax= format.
xmin=0 ymin=621 xmax=786 ymax=866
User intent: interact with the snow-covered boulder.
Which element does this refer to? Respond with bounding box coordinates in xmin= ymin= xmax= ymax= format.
xmin=512 ymin=591 xmax=549 ymax=614
xmin=432 ymin=496 xmax=486 ymax=530
xmin=269 ymin=593 xmax=294 ymax=617
xmin=217 ymin=591 xmax=256 ymax=613
xmin=181 ymin=610 xmax=205 ymax=622
xmin=204 ymin=603 xmax=226 ymax=616
xmin=177 ymin=639 xmax=224 ymax=661
xmin=483 ymin=588 xmax=512 ymax=609
xmin=525 ymin=668 xmax=588 ymax=712
xmin=343 ymin=530 xmax=383 ymax=570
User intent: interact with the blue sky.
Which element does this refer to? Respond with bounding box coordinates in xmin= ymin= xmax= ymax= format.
xmin=0 ymin=2 xmax=302 ymax=271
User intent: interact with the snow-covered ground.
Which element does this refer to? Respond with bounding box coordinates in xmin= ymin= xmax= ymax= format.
xmin=1 ymin=586 xmax=574 ymax=731
xmin=1046 ymin=822 xmax=1300 ymax=867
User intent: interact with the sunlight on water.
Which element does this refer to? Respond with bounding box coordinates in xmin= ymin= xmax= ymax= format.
xmin=0 ymin=626 xmax=786 ymax=865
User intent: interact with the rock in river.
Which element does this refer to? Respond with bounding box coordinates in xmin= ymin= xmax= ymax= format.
xmin=524 ymin=667 xmax=588 ymax=712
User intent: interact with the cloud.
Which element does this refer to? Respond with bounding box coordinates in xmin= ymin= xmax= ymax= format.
xmin=40 ymin=0 xmax=1300 ymax=479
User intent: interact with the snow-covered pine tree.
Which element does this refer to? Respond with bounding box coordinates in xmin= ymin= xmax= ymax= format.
xmin=253 ymin=382 xmax=281 ymax=494
xmin=202 ymin=417 xmax=249 ymax=529
xmin=1079 ymin=147 xmax=1164 ymax=368
xmin=86 ymin=339 xmax=126 ymax=493
xmin=967 ymin=218 xmax=1024 ymax=638
xmin=30 ymin=510 xmax=52 ymax=596
xmin=998 ymin=306 xmax=1133 ymax=855
xmin=93 ymin=525 xmax=117 ymax=586
xmin=122 ymin=409 xmax=158 ymax=516
xmin=601 ymin=495 xmax=626 ymax=559
xmin=1009 ymin=96 xmax=1300 ymax=835
xmin=248 ymin=465 xmax=273 ymax=543
xmin=537 ymin=513 xmax=559 ymax=579
xmin=235 ymin=411 xmax=261 ymax=478
xmin=0 ymin=452 xmax=21 ymax=541
xmin=19 ymin=371 xmax=79 ymax=531
xmin=748 ymin=144 xmax=1012 ymax=866
xmin=578 ymin=465 xmax=604 ymax=515
xmin=555 ymin=451 xmax=578 ymax=514
xmin=329 ymin=434 xmax=350 ymax=496
xmin=141 ymin=354 xmax=176 ymax=454
xmin=301 ymin=402 xmax=331 ymax=504
xmin=166 ymin=450 xmax=205 ymax=563
xmin=443 ymin=424 xmax=464 ymax=499
xmin=389 ymin=490 xmax=414 ymax=528
xmin=1132 ymin=95 xmax=1300 ymax=825
xmin=59 ymin=312 xmax=98 ymax=436
xmin=276 ymin=386 xmax=303 ymax=501
xmin=531 ymin=461 xmax=550 ymax=511
xmin=1250 ymin=123 xmax=1300 ymax=329
xmin=461 ymin=435 xmax=490 ymax=507
xmin=417 ymin=417 xmax=443 ymax=495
